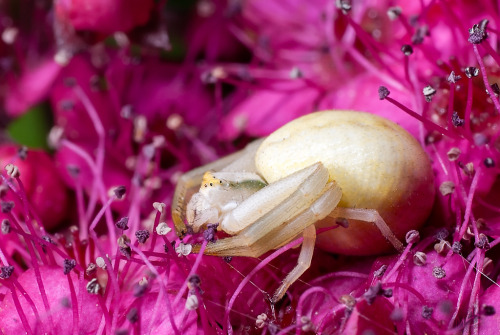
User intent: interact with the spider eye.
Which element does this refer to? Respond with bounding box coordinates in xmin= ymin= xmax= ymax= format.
xmin=210 ymin=183 xmax=213 ymax=186
xmin=204 ymin=184 xmax=207 ymax=187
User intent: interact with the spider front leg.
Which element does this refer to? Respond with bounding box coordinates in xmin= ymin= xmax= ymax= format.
xmin=197 ymin=163 xmax=342 ymax=256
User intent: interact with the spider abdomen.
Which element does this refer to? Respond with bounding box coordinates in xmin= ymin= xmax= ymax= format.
xmin=256 ymin=111 xmax=435 ymax=255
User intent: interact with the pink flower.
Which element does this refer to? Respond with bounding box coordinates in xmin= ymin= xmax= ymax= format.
xmin=0 ymin=144 xmax=69 ymax=230
xmin=2 ymin=0 xmax=500 ymax=334
xmin=4 ymin=60 xmax=62 ymax=117
xmin=0 ymin=3 xmax=61 ymax=116
xmin=0 ymin=266 xmax=101 ymax=334
xmin=54 ymin=0 xmax=155 ymax=34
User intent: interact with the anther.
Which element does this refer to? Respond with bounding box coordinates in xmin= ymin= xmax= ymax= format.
xmin=474 ymin=134 xmax=489 ymax=147
xmin=116 ymin=217 xmax=129 ymax=230
xmin=374 ymin=265 xmax=387 ymax=277
xmin=48 ymin=126 xmax=64 ymax=149
xmin=17 ymin=146 xmax=27 ymax=160
xmin=54 ymin=50 xmax=72 ymax=66
xmin=185 ymin=294 xmax=199 ymax=310
xmin=484 ymin=157 xmax=495 ymax=167
xmin=483 ymin=305 xmax=496 ymax=316
xmin=432 ymin=266 xmax=446 ymax=279
xmin=203 ymin=223 xmax=218 ymax=242
xmin=446 ymin=148 xmax=461 ymax=161
xmin=401 ymin=44 xmax=413 ymax=56
xmin=0 ymin=265 xmax=14 ymax=279
xmin=452 ymin=241 xmax=462 ymax=254
xmin=422 ymin=306 xmax=433 ymax=319
xmin=447 ymin=71 xmax=461 ymax=83
xmin=382 ymin=288 xmax=393 ymax=298
xmin=96 ymin=257 xmax=107 ymax=269
xmin=335 ymin=0 xmax=352 ymax=14
xmin=452 ymin=111 xmax=464 ymax=126
xmin=63 ymin=259 xmax=76 ymax=275
xmin=462 ymin=162 xmax=475 ymax=176
xmin=339 ymin=294 xmax=356 ymax=309
xmin=126 ymin=308 xmax=139 ymax=323
xmin=120 ymin=105 xmax=134 ymax=119
xmin=465 ymin=67 xmax=479 ymax=78
xmin=176 ymin=243 xmax=192 ymax=256
xmin=155 ymin=222 xmax=171 ymax=235
xmin=153 ymin=202 xmax=166 ymax=213
xmin=118 ymin=235 xmax=131 ymax=259
xmin=60 ymin=100 xmax=74 ymax=111
xmin=1 ymin=201 xmax=14 ymax=213
xmin=1 ymin=219 xmax=11 ymax=234
xmin=413 ymin=251 xmax=427 ymax=266
xmin=42 ymin=235 xmax=56 ymax=245
xmin=289 ymin=67 xmax=303 ymax=79
xmin=423 ymin=85 xmax=436 ymax=102
xmin=412 ymin=25 xmax=429 ymax=45
xmin=133 ymin=115 xmax=147 ymax=143
xmin=89 ymin=75 xmax=108 ymax=91
xmin=387 ymin=7 xmax=402 ymax=20
xmin=462 ymin=226 xmax=475 ymax=241
xmin=113 ymin=186 xmax=127 ymax=199
xmin=434 ymin=240 xmax=450 ymax=255
xmin=86 ymin=263 xmax=97 ymax=276
xmin=434 ymin=228 xmax=449 ymax=241
xmin=133 ymin=280 xmax=148 ymax=297
xmin=378 ymin=86 xmax=390 ymax=100
xmin=489 ymin=83 xmax=500 ymax=96
xmin=468 ymin=24 xmax=487 ymax=44
xmin=364 ymin=282 xmax=383 ymax=305
xmin=475 ymin=233 xmax=490 ymax=249
xmin=166 ymin=114 xmax=183 ymax=131
xmin=135 ymin=230 xmax=150 ymax=244
xmin=405 ymin=230 xmax=420 ymax=244
xmin=5 ymin=164 xmax=19 ymax=178
xmin=86 ymin=278 xmax=101 ymax=294
xmin=67 ymin=165 xmax=80 ymax=178
xmin=187 ymin=274 xmax=201 ymax=291
xmin=256 ymin=313 xmax=267 ymax=329
xmin=301 ymin=316 xmax=313 ymax=332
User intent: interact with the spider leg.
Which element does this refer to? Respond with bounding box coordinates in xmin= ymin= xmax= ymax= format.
xmin=329 ymin=207 xmax=404 ymax=252
xmin=220 ymin=162 xmax=330 ymax=234
xmin=271 ymin=224 xmax=316 ymax=303
xmin=198 ymin=180 xmax=341 ymax=257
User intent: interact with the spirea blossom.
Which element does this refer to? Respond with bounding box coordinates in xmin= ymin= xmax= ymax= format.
xmin=2 ymin=0 xmax=500 ymax=334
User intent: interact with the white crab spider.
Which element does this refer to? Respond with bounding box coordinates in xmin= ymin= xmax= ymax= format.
xmin=172 ymin=111 xmax=435 ymax=303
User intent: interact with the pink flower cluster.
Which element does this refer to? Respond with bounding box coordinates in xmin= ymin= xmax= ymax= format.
xmin=1 ymin=0 xmax=500 ymax=334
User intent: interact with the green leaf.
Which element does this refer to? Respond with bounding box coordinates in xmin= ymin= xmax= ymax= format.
xmin=8 ymin=104 xmax=52 ymax=150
